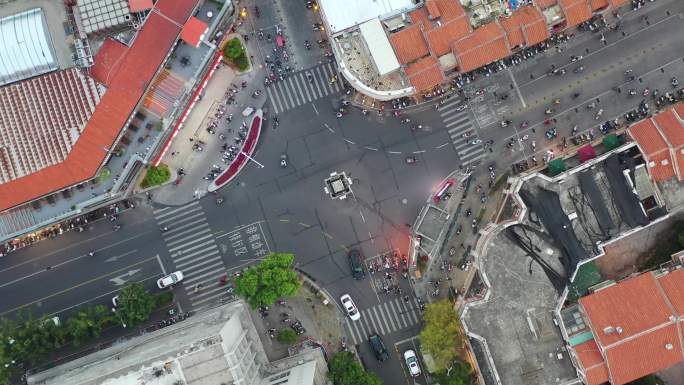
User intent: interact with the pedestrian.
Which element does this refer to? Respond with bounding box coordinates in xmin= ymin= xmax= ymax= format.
xmin=189 ymin=138 xmax=194 ymax=142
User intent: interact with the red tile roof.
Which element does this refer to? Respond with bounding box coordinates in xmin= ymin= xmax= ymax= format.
xmin=589 ymin=0 xmax=610 ymax=11
xmin=629 ymin=118 xmax=676 ymax=182
xmin=0 ymin=0 xmax=199 ymax=212
xmin=653 ymin=108 xmax=684 ymax=181
xmin=559 ymin=0 xmax=593 ymax=27
xmin=0 ymin=68 xmax=103 ymax=184
xmin=606 ymin=323 xmax=683 ymax=385
xmin=574 ymin=340 xmax=610 ymax=385
xmin=432 ymin=0 xmax=466 ymax=22
xmin=534 ymin=0 xmax=558 ymax=9
xmin=426 ymin=17 xmax=472 ymax=56
xmin=180 ymin=16 xmax=208 ymax=48
xmin=409 ymin=8 xmax=434 ymax=31
xmin=578 ymin=270 xmax=684 ymax=385
xmin=452 ymin=22 xmax=511 ymax=73
xmin=426 ymin=0 xmax=441 ymax=20
xmin=390 ymin=24 xmax=430 ymax=64
xmin=499 ymin=5 xmax=549 ymax=48
xmin=609 ymin=0 xmax=630 ymax=7
xmin=406 ymin=55 xmax=445 ymax=92
xmin=128 ymin=0 xmax=154 ymax=13
xmin=90 ymin=38 xmax=129 ymax=86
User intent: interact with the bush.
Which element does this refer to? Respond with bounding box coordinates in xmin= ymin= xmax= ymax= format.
xmin=155 ymin=292 xmax=174 ymax=308
xmin=277 ymin=328 xmax=297 ymax=345
xmin=222 ymin=38 xmax=249 ymax=71
xmin=141 ymin=164 xmax=170 ymax=188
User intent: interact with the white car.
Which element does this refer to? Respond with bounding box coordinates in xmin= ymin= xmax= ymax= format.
xmin=404 ymin=349 xmax=421 ymax=377
xmin=340 ymin=294 xmax=360 ymax=321
xmin=157 ymin=271 xmax=184 ymax=289
xmin=112 ymin=295 xmax=119 ymax=307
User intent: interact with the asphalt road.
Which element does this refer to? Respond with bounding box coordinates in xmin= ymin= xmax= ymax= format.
xmin=1 ymin=1 xmax=682 ymax=384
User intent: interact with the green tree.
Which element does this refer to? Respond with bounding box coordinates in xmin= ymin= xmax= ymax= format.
xmin=277 ymin=328 xmax=297 ymax=345
xmin=118 ymin=283 xmax=155 ymax=327
xmin=433 ymin=360 xmax=474 ymax=385
xmin=66 ymin=305 xmax=113 ymax=346
xmin=222 ymin=38 xmax=249 ymax=71
xmin=141 ymin=164 xmax=170 ymax=188
xmin=328 ymin=352 xmax=382 ymax=385
xmin=419 ymin=300 xmax=464 ymax=371
xmin=234 ymin=253 xmax=301 ymax=308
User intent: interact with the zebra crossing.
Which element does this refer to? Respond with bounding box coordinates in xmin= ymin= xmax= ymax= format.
xmin=153 ymin=201 xmax=228 ymax=310
xmin=266 ymin=62 xmax=342 ymax=114
xmin=344 ymin=297 xmax=421 ymax=345
xmin=438 ymin=99 xmax=487 ymax=166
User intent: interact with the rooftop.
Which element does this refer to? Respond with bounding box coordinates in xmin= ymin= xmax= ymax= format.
xmin=577 ymin=269 xmax=684 ymax=384
xmin=558 ymin=0 xmax=593 ymax=28
xmin=0 ymin=8 xmax=58 ymax=86
xmin=451 ymin=21 xmax=511 ymax=73
xmin=74 ymin=0 xmax=131 ymax=34
xmin=319 ymin=0 xmax=417 ymax=35
xmin=0 ymin=0 xmax=199 ymax=213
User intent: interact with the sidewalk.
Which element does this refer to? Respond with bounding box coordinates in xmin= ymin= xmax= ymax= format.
xmin=248 ymin=273 xmax=345 ymax=363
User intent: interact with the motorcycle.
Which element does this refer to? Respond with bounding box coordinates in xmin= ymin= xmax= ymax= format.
xmin=544 ymin=108 xmax=555 ymax=115
xmin=405 ymin=156 xmax=418 ymax=164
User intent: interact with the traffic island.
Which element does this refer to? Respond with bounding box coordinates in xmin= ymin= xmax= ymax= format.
xmin=222 ymin=35 xmax=252 ymax=73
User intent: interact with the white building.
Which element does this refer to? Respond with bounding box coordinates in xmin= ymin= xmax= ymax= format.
xmin=27 ymin=301 xmax=326 ymax=385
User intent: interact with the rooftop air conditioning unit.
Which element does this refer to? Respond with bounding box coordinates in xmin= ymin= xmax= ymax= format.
xmin=603 ymin=326 xmax=614 ymax=335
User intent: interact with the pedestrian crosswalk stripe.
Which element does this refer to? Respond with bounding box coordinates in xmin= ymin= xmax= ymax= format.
xmin=443 ymin=111 xmax=468 ymax=123
xmin=446 ymin=116 xmax=470 ymax=128
xmin=176 ymin=254 xmax=221 ymax=270
xmin=438 ymin=98 xmax=464 ymax=111
xmin=168 ymin=236 xmax=213 ymax=253
xmin=382 ymin=302 xmax=398 ymax=331
xmin=370 ymin=307 xmax=385 ymax=335
xmin=267 ymin=62 xmax=341 ymax=114
xmin=166 ymin=226 xmax=211 ymax=246
xmin=344 ymin=298 xmax=423 ymax=345
xmin=464 ymin=152 xmax=487 ymax=165
xmin=184 ymin=269 xmax=225 ymax=285
xmin=172 ymin=244 xmax=218 ymax=261
xmin=159 ymin=210 xmax=204 ymax=227
xmin=181 ymin=259 xmax=223 ymax=276
xmin=153 ymin=201 xmax=199 ymax=219
xmin=155 ymin=201 xmax=229 ymax=311
xmin=390 ymin=300 xmax=406 ymax=328
xmin=375 ymin=306 xmax=391 ymax=335
xmin=460 ymin=145 xmax=483 ymax=157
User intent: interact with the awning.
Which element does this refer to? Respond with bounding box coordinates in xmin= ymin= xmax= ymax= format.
xmin=128 ymin=0 xmax=154 ymax=12
xmin=548 ymin=158 xmax=567 ymax=176
xmin=602 ymin=133 xmax=621 ymax=151
xmin=578 ymin=144 xmax=596 ymax=163
xmin=180 ymin=17 xmax=208 ymax=48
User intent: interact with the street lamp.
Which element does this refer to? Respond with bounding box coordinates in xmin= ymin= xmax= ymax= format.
xmin=112 ymin=308 xmax=127 ymax=328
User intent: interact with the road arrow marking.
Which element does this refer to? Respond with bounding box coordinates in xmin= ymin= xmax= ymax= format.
xmin=105 ymin=249 xmax=138 ymax=263
xmin=109 ymin=269 xmax=141 ymax=286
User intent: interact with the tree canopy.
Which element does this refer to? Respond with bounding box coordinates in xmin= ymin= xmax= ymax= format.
xmin=419 ymin=300 xmax=464 ymax=370
xmin=235 ymin=253 xmax=301 ymax=308
xmin=433 ymin=360 xmax=474 ymax=385
xmin=118 ymin=283 xmax=155 ymax=327
xmin=328 ymin=352 xmax=382 ymax=385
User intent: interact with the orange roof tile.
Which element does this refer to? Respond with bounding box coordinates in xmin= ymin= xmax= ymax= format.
xmin=519 ymin=6 xmax=551 ymax=45
xmin=406 ymin=55 xmax=445 ymax=92
xmin=451 ymin=22 xmax=511 ymax=73
xmin=559 ymin=0 xmax=593 ymax=27
xmin=578 ymin=271 xmax=684 ymax=385
xmin=426 ymin=0 xmax=441 ymax=20
xmin=655 ymin=109 xmax=684 ymax=148
xmin=433 ymin=0 xmax=466 ymax=22
xmin=180 ymin=16 xmax=208 ymax=48
xmin=629 ymin=118 xmax=669 ymax=157
xmin=0 ymin=0 xmax=199 ymax=212
xmin=409 ymin=8 xmax=434 ymax=31
xmin=129 ymin=0 xmax=154 ymax=13
xmin=390 ymin=24 xmax=430 ymax=64
xmin=649 ymin=150 xmax=677 ymax=181
xmin=609 ymin=0 xmax=630 ymax=7
xmin=574 ymin=340 xmax=609 ymax=385
xmin=589 ymin=0 xmax=610 ymax=11
xmin=426 ymin=17 xmax=472 ymax=56
xmin=657 ymin=268 xmax=684 ymax=316
xmin=534 ymin=0 xmax=558 ymax=9
xmin=674 ymin=103 xmax=684 ymax=121
xmin=606 ymin=323 xmax=684 ymax=385
xmin=499 ymin=15 xmax=525 ymax=48
xmin=91 ymin=38 xmax=129 ymax=86
xmin=580 ymin=273 xmax=672 ymax=348
xmin=499 ymin=5 xmax=549 ymax=48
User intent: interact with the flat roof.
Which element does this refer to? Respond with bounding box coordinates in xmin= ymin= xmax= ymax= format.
xmin=319 ymin=0 xmax=416 ymax=34
xmin=359 ymin=18 xmax=400 ymax=76
xmin=0 ymin=8 xmax=58 ymax=86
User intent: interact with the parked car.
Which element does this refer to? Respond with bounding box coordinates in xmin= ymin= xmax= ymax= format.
xmin=348 ymin=249 xmax=365 ymax=279
xmin=112 ymin=295 xmax=119 ymax=307
xmin=340 ymin=294 xmax=360 ymax=321
xmin=404 ymin=349 xmax=421 ymax=377
xmin=368 ymin=334 xmax=389 ymax=362
xmin=157 ymin=271 xmax=184 ymax=289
